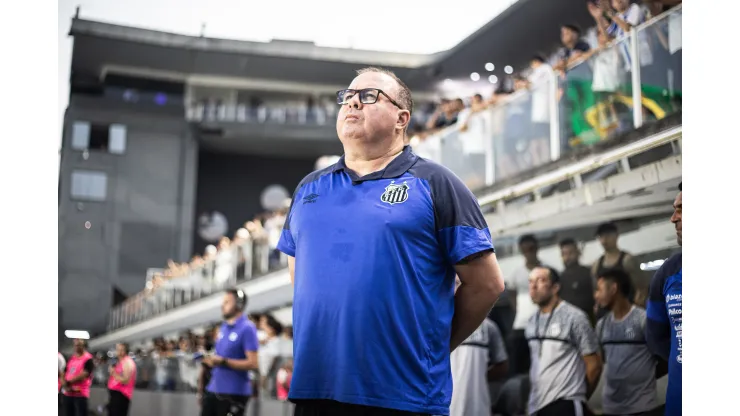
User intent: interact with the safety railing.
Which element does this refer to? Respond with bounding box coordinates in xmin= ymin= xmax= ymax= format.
xmin=108 ymin=239 xmax=287 ymax=331
xmin=416 ymin=5 xmax=681 ymax=186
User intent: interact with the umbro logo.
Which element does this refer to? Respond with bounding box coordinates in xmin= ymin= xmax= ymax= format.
xmin=303 ymin=193 xmax=319 ymax=204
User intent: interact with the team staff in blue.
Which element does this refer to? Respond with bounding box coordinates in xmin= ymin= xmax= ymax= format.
xmin=277 ymin=67 xmax=506 ymax=416
xmin=199 ymin=288 xmax=260 ymax=416
xmin=646 ymin=182 xmax=682 ymax=416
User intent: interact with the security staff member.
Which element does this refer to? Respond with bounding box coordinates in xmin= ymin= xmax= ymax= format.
xmin=277 ymin=67 xmax=505 ymax=415
xmin=200 ymin=288 xmax=260 ymax=416
xmin=646 ymin=182 xmax=682 ymax=416
xmin=62 ymin=339 xmax=95 ymax=416
xmin=526 ymin=267 xmax=602 ymax=416
xmin=107 ymin=343 xmax=137 ymax=416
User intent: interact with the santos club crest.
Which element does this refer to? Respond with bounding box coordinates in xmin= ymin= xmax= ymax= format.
xmin=380 ymin=181 xmax=410 ymax=205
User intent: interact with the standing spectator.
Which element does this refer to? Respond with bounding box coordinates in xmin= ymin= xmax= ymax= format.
xmin=586 ymin=31 xmax=624 ymax=138
xmin=107 ymin=343 xmax=137 ymax=416
xmin=558 ymin=238 xmax=596 ymax=322
xmin=591 ymin=223 xmax=641 ymax=305
xmin=258 ymin=314 xmax=284 ymax=398
xmin=646 ymin=182 xmax=682 ymax=416
xmin=594 ymin=269 xmax=662 ymax=416
xmin=200 ymin=289 xmax=260 ymax=416
xmin=554 ymin=24 xmax=591 ymax=72
xmin=507 ymin=234 xmax=549 ymax=375
xmin=277 ymin=67 xmax=504 ymax=415
xmin=450 ymin=276 xmax=509 ymax=416
xmin=526 ymin=267 xmax=602 ymax=416
xmin=275 ymin=359 xmax=293 ymax=401
xmin=526 ymin=55 xmax=555 ymax=167
xmin=62 ymin=339 xmax=95 ymax=416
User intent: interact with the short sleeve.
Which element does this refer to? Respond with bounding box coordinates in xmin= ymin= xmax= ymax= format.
xmin=83 ymin=358 xmax=95 ymax=374
xmin=241 ymin=324 xmax=260 ymax=353
xmin=595 ymin=318 xmax=605 ymax=344
xmin=428 ymin=166 xmax=494 ymax=264
xmin=486 ymin=320 xmax=508 ymax=364
xmin=276 ymin=188 xmax=301 ymax=257
xmin=646 ymin=266 xmax=669 ymax=324
xmin=570 ymin=312 xmax=599 ymax=356
xmin=625 ymin=4 xmax=645 ymax=26
xmin=575 ymin=41 xmax=591 ymax=53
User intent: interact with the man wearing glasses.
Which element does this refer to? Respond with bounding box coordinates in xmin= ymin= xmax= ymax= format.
xmin=277 ymin=67 xmax=505 ymax=415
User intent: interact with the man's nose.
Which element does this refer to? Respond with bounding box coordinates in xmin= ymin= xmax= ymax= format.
xmin=347 ymin=93 xmax=363 ymax=109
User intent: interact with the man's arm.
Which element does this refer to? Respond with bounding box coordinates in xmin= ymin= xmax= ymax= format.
xmin=217 ymin=351 xmax=259 ymax=371
xmin=288 ymin=256 xmax=295 ymax=286
xmin=111 ymin=359 xmax=135 ymax=384
xmin=67 ymin=358 xmax=94 ymax=383
xmin=571 ymin=312 xmax=603 ymax=398
xmin=451 ymin=251 xmax=505 ymax=352
xmin=486 ymin=320 xmax=509 ymax=381
xmin=646 ymin=265 xmax=671 ymax=361
xmin=583 ymin=354 xmax=603 ymax=398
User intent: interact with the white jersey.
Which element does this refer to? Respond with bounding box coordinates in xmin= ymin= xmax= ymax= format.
xmin=450 ymin=319 xmax=508 ymax=416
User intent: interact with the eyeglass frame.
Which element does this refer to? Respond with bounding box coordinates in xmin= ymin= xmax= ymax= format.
xmin=336 ymin=88 xmax=406 ymax=112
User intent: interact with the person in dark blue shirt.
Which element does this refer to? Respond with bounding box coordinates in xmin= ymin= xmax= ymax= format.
xmin=277 ymin=67 xmax=506 ymax=416
xmin=646 ymin=182 xmax=682 ymax=416
xmin=199 ymin=288 xmax=260 ymax=416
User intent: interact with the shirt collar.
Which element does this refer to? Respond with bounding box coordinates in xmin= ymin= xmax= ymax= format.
xmin=332 ymin=145 xmax=418 ymax=183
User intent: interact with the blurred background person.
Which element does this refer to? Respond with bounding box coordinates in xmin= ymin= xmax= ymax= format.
xmin=62 ymin=339 xmax=95 ymax=416
xmin=595 ymin=269 xmax=663 ymax=416
xmin=107 ymin=343 xmax=137 ymax=416
xmin=559 ymin=238 xmax=596 ymax=323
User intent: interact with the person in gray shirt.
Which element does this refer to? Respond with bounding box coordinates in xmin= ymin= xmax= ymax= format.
xmin=594 ymin=269 xmax=663 ymax=416
xmin=526 ymin=266 xmax=602 ymax=416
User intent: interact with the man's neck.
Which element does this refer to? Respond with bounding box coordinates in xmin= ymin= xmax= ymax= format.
xmin=226 ymin=315 xmax=240 ymax=325
xmin=611 ymin=297 xmax=632 ymax=320
xmin=526 ymin=259 xmax=541 ymax=270
xmin=74 ymin=350 xmax=85 ymax=357
xmin=565 ymin=40 xmax=577 ymax=49
xmin=540 ymin=296 xmax=560 ymax=314
xmin=604 ymin=247 xmax=621 ymax=256
xmin=344 ymin=139 xmax=404 ymax=177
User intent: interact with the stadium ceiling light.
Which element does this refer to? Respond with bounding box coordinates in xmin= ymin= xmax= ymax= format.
xmin=488 ymin=75 xmax=498 ymax=84
xmin=65 ymin=330 xmax=90 ymax=340
xmin=485 ymin=63 xmax=494 ymax=71
xmin=504 ymin=65 xmax=514 ymax=74
xmin=470 ymin=72 xmax=480 ymax=81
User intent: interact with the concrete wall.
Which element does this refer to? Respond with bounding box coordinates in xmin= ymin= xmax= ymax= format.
xmin=58 ymin=97 xmax=198 ymax=337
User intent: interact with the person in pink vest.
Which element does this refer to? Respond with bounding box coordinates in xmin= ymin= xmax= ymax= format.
xmin=62 ymin=339 xmax=94 ymax=416
xmin=108 ymin=343 xmax=137 ymax=416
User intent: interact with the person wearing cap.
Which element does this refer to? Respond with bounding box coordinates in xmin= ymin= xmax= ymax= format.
xmin=277 ymin=67 xmax=505 ymax=415
xmin=646 ymin=182 xmax=682 ymax=416
xmin=199 ymin=288 xmax=259 ymax=416
xmin=526 ymin=266 xmax=602 ymax=416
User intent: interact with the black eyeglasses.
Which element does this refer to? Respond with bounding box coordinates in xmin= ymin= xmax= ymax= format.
xmin=336 ymin=88 xmax=404 ymax=110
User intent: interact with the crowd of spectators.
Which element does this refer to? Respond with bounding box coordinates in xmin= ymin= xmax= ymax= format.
xmin=407 ymin=0 xmax=681 ymax=178
xmin=112 ymin=203 xmax=290 ymax=330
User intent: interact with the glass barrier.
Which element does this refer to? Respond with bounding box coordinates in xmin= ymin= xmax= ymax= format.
xmin=636 ymin=7 xmax=682 ymax=122
xmin=491 ymin=73 xmax=557 ymax=181
xmin=560 ymin=34 xmax=635 ymax=152
xmin=108 ymin=238 xmax=284 ymax=331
